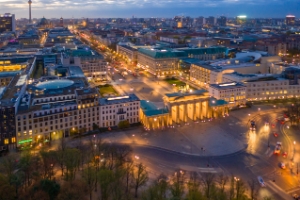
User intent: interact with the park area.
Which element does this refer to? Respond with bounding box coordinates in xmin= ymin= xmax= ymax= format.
xmin=164 ymin=77 xmax=186 ymax=86
xmin=98 ymin=84 xmax=118 ymax=97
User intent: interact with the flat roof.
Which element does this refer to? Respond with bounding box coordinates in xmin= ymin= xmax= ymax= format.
xmin=99 ymin=93 xmax=140 ymax=105
xmin=209 ymin=98 xmax=228 ymax=107
xmin=245 ymin=76 xmax=281 ymax=82
xmin=210 ymin=82 xmax=246 ymax=90
xmin=165 ymin=89 xmax=207 ymax=98
xmin=140 ymin=100 xmax=169 ymax=117
xmin=0 ymin=70 xmax=20 ymax=77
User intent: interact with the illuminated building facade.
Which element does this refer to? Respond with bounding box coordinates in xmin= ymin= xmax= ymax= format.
xmin=140 ymin=90 xmax=229 ymax=130
xmin=286 ymin=15 xmax=295 ymax=26
xmin=209 ymin=82 xmax=246 ymax=106
xmin=99 ymin=95 xmax=140 ymax=128
xmin=62 ymin=49 xmax=108 ymax=82
xmin=116 ymin=44 xmax=138 ymax=64
xmin=0 ymin=13 xmax=15 ymax=33
xmin=236 ymin=15 xmax=247 ymax=25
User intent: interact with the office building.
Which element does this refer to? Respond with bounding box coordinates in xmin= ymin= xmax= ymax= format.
xmin=236 ymin=15 xmax=247 ymax=25
xmin=217 ymin=16 xmax=227 ymax=26
xmin=286 ymin=15 xmax=295 ymax=26
xmin=0 ymin=13 xmax=16 ymax=33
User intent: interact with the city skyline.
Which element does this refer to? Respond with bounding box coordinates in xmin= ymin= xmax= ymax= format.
xmin=0 ymin=0 xmax=299 ymax=18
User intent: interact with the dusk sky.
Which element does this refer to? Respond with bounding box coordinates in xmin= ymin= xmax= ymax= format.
xmin=0 ymin=0 xmax=299 ymax=19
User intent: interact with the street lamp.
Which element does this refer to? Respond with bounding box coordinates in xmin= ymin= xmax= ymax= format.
xmin=248 ymin=113 xmax=251 ymax=122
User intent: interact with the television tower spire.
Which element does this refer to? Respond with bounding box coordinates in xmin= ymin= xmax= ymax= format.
xmin=28 ymin=0 xmax=32 ymax=23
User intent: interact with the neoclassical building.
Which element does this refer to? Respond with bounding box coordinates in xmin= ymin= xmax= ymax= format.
xmin=140 ymin=90 xmax=229 ymax=130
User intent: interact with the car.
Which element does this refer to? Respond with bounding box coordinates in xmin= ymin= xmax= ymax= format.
xmin=265 ymin=122 xmax=269 ymax=126
xmin=280 ymin=162 xmax=286 ymax=169
xmin=271 ymin=124 xmax=275 ymax=128
xmin=257 ymin=176 xmax=266 ymax=187
xmin=273 ymin=132 xmax=278 ymax=137
xmin=282 ymin=152 xmax=287 ymax=158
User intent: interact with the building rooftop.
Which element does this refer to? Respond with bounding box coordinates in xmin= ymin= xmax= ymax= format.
xmin=209 ymin=98 xmax=228 ymax=107
xmin=165 ymin=89 xmax=207 ymax=98
xmin=245 ymin=76 xmax=281 ymax=82
xmin=35 ymin=79 xmax=75 ymax=90
xmin=99 ymin=94 xmax=140 ymax=105
xmin=210 ymin=82 xmax=246 ymax=90
xmin=140 ymin=100 xmax=169 ymax=117
xmin=0 ymin=70 xmax=20 ymax=77
xmin=138 ymin=48 xmax=187 ymax=59
xmin=119 ymin=45 xmax=138 ymax=52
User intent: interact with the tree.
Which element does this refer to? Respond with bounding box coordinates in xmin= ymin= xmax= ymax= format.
xmin=201 ymin=173 xmax=215 ymax=199
xmin=64 ymin=148 xmax=80 ymax=181
xmin=229 ymin=176 xmax=235 ymax=200
xmin=118 ymin=120 xmax=130 ymax=129
xmin=217 ymin=173 xmax=228 ymax=194
xmin=82 ymin=164 xmax=97 ymax=200
xmin=35 ymin=179 xmax=60 ymax=200
xmin=132 ymin=163 xmax=149 ymax=198
xmin=56 ymin=137 xmax=67 ymax=177
xmin=57 ymin=180 xmax=87 ymax=200
xmin=235 ymin=178 xmax=247 ymax=200
xmin=0 ymin=174 xmax=15 ymax=200
xmin=10 ymin=171 xmax=25 ymax=199
xmin=0 ymin=153 xmax=18 ymax=180
xmin=169 ymin=170 xmax=185 ymax=199
xmin=186 ymin=172 xmax=204 ymax=200
xmin=248 ymin=178 xmax=258 ymax=200
xmin=98 ymin=168 xmax=115 ymax=200
xmin=40 ymin=150 xmax=57 ymax=180
xmin=142 ymin=174 xmax=169 ymax=200
xmin=18 ymin=151 xmax=36 ymax=187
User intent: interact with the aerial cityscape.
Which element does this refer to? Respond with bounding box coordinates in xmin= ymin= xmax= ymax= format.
xmin=0 ymin=0 xmax=300 ymax=199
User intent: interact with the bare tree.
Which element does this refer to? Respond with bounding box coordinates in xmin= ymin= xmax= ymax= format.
xmin=132 ymin=163 xmax=149 ymax=198
xmin=248 ymin=178 xmax=258 ymax=200
xmin=169 ymin=170 xmax=185 ymax=199
xmin=217 ymin=173 xmax=228 ymax=194
xmin=56 ymin=137 xmax=67 ymax=177
xmin=228 ymin=176 xmax=235 ymax=200
xmin=201 ymin=173 xmax=215 ymax=199
xmin=235 ymin=178 xmax=247 ymax=200
xmin=82 ymin=164 xmax=97 ymax=200
xmin=186 ymin=172 xmax=203 ymax=200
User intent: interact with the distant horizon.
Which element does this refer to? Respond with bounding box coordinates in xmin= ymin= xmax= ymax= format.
xmin=1 ymin=0 xmax=299 ymax=19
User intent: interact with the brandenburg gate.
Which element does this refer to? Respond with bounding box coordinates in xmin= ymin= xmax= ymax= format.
xmin=140 ymin=90 xmax=229 ymax=130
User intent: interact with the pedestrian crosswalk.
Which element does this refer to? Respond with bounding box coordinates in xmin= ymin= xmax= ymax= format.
xmin=266 ymin=180 xmax=292 ymax=199
xmin=198 ymin=167 xmax=222 ymax=173
xmin=265 ymin=148 xmax=274 ymax=158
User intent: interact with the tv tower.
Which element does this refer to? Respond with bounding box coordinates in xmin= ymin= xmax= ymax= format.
xmin=28 ymin=0 xmax=32 ymax=23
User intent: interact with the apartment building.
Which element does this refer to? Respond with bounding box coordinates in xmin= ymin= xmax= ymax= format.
xmin=116 ymin=44 xmax=138 ymax=64
xmin=209 ymin=82 xmax=246 ymax=105
xmin=244 ymin=77 xmax=300 ymax=101
xmin=99 ymin=95 xmax=140 ymax=128
xmin=62 ymin=48 xmax=107 ymax=82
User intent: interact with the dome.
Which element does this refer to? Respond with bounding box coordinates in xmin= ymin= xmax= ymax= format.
xmin=36 ymin=79 xmax=74 ymax=90
xmin=38 ymin=17 xmax=49 ymax=26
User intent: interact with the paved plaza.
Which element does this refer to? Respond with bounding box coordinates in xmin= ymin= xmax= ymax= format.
xmin=92 ymin=104 xmax=284 ymax=157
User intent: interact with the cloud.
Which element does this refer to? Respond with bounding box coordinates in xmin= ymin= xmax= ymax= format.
xmin=0 ymin=0 xmax=298 ymax=18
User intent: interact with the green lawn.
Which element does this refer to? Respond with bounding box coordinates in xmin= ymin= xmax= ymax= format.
xmin=98 ymin=84 xmax=118 ymax=97
xmin=164 ymin=78 xmax=186 ymax=86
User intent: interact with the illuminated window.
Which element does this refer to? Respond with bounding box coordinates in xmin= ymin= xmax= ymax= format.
xmin=4 ymin=139 xmax=9 ymax=145
xmin=11 ymin=137 xmax=16 ymax=143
